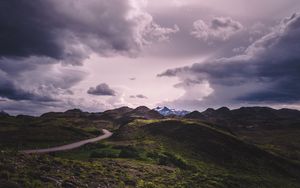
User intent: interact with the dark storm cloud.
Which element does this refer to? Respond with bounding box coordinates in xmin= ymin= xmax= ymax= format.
xmin=0 ymin=0 xmax=127 ymax=63
xmin=0 ymin=57 xmax=87 ymax=102
xmin=0 ymin=0 xmax=179 ymax=64
xmin=0 ymin=71 xmax=54 ymax=102
xmin=87 ymin=83 xmax=116 ymax=96
xmin=159 ymin=13 xmax=300 ymax=105
xmin=0 ymin=0 xmax=180 ymax=114
xmin=0 ymin=99 xmax=67 ymax=116
xmin=0 ymin=57 xmax=55 ymax=75
xmin=0 ymin=0 xmax=63 ymax=59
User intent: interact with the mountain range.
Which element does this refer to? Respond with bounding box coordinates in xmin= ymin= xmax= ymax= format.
xmin=154 ymin=106 xmax=190 ymax=116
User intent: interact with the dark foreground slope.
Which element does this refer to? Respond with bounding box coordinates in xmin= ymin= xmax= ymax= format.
xmin=185 ymin=107 xmax=300 ymax=129
xmin=2 ymin=119 xmax=300 ymax=187
xmin=184 ymin=107 xmax=300 ymax=162
xmin=111 ymin=119 xmax=300 ymax=187
xmin=1 ymin=107 xmax=300 ymax=187
xmin=0 ymin=109 xmax=114 ymax=150
xmin=0 ymin=106 xmax=160 ymax=150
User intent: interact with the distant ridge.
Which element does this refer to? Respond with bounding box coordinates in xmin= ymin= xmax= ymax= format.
xmin=0 ymin=110 xmax=9 ymax=117
xmin=184 ymin=106 xmax=300 ymax=129
xmin=184 ymin=111 xmax=205 ymax=119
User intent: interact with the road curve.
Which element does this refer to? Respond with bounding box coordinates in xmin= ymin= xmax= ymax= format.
xmin=21 ymin=129 xmax=113 ymax=154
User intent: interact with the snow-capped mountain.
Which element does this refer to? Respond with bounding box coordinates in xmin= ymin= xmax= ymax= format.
xmin=154 ymin=106 xmax=190 ymax=116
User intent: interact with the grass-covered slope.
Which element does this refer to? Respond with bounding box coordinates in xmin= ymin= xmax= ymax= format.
xmin=0 ymin=111 xmax=113 ymax=150
xmin=236 ymin=127 xmax=300 ymax=162
xmin=112 ymin=119 xmax=300 ymax=187
xmin=1 ymin=109 xmax=300 ymax=187
xmin=184 ymin=107 xmax=300 ymax=162
xmin=0 ymin=151 xmax=181 ymax=188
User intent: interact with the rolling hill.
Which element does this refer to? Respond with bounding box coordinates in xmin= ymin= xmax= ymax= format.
xmin=1 ymin=106 xmax=300 ymax=187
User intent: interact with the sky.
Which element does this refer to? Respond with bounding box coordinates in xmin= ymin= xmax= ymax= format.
xmin=0 ymin=0 xmax=300 ymax=115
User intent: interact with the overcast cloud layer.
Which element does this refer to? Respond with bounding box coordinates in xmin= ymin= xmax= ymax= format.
xmin=0 ymin=0 xmax=178 ymax=114
xmin=0 ymin=0 xmax=178 ymax=63
xmin=0 ymin=0 xmax=299 ymax=115
xmin=158 ymin=13 xmax=300 ymax=109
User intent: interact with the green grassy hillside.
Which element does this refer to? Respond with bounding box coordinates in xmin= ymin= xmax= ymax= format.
xmin=184 ymin=107 xmax=300 ymax=162
xmin=1 ymin=108 xmax=300 ymax=187
xmin=111 ymin=119 xmax=300 ymax=187
xmin=0 ymin=112 xmax=113 ymax=150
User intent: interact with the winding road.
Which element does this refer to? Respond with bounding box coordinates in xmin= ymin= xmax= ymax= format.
xmin=21 ymin=129 xmax=113 ymax=154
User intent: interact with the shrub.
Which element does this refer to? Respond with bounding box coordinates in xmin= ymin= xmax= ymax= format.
xmin=90 ymin=148 xmax=119 ymax=158
xmin=155 ymin=152 xmax=190 ymax=169
xmin=119 ymin=146 xmax=140 ymax=159
xmin=0 ymin=181 xmax=21 ymax=188
xmin=137 ymin=180 xmax=157 ymax=188
xmin=0 ymin=170 xmax=10 ymax=180
xmin=84 ymin=142 xmax=108 ymax=150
